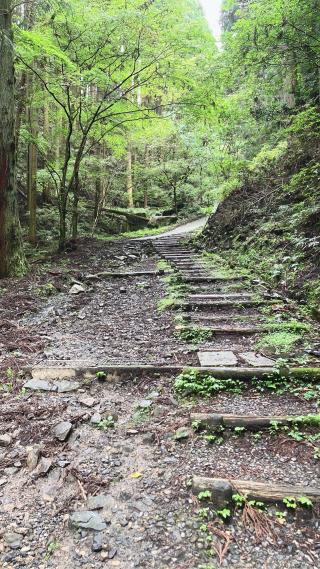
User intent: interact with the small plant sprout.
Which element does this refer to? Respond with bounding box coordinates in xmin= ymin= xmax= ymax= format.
xmin=234 ymin=426 xmax=245 ymax=435
xmin=217 ymin=508 xmax=231 ymax=521
xmin=197 ymin=507 xmax=210 ymax=519
xmin=283 ymin=496 xmax=297 ymax=509
xmin=297 ymin=496 xmax=313 ymax=508
xmin=192 ymin=420 xmax=202 ymax=431
xmin=232 ymin=493 xmax=246 ymax=508
xmin=198 ymin=490 xmax=212 ymax=501
xmin=98 ymin=415 xmax=115 ymax=429
xmin=96 ymin=371 xmax=107 ymax=380
xmin=275 ymin=510 xmax=287 ymax=523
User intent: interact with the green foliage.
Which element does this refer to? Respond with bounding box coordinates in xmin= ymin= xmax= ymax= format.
xmin=198 ymin=490 xmax=212 ymax=501
xmin=177 ymin=327 xmax=213 ymax=344
xmin=174 ymin=369 xmax=244 ymax=398
xmin=97 ymin=416 xmax=116 ymax=429
xmin=96 ymin=371 xmax=107 ymax=380
xmin=256 ymin=331 xmax=302 ymax=354
xmin=216 ymin=508 xmax=231 ymax=521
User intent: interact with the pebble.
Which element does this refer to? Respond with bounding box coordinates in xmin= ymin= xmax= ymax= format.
xmin=52 ymin=421 xmax=73 ymax=442
xmin=0 ymin=434 xmax=12 ymax=446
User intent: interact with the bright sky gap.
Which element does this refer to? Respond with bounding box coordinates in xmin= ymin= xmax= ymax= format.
xmin=198 ymin=0 xmax=223 ymax=41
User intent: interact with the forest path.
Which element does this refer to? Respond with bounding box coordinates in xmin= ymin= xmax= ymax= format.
xmin=136 ymin=216 xmax=208 ymax=239
xmin=0 ymin=233 xmax=319 ymax=569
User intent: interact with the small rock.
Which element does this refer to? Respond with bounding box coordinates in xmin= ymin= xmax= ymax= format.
xmin=119 ymin=287 xmax=126 ymax=293
xmin=70 ymin=511 xmax=107 ymax=531
xmin=86 ymin=494 xmax=109 ymax=510
xmin=174 ymin=427 xmax=191 ymax=441
xmin=90 ymin=412 xmax=102 ymax=424
xmin=92 ymin=532 xmax=103 ymax=552
xmin=4 ymin=532 xmax=22 ymax=550
xmin=0 ymin=434 xmax=12 ymax=447
xmin=52 ymin=421 xmax=72 ymax=442
xmin=138 ymin=399 xmax=152 ymax=409
xmin=69 ymin=284 xmax=85 ymax=295
xmin=33 ymin=457 xmax=52 ymax=477
xmin=0 ymin=477 xmax=7 ymax=486
xmin=78 ymin=396 xmax=95 ymax=408
xmin=23 ymin=445 xmax=41 ymax=470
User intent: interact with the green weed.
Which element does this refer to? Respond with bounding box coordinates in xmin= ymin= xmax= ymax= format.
xmin=174 ymin=369 xmax=244 ymax=398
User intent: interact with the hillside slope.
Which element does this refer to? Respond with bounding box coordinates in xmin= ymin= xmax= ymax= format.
xmin=202 ymin=107 xmax=320 ymax=315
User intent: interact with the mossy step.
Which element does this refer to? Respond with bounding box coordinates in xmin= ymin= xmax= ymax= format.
xmin=192 ymin=476 xmax=320 ymax=507
xmin=182 ymin=276 xmax=245 ymax=283
xmin=188 ymin=293 xmax=255 ymax=300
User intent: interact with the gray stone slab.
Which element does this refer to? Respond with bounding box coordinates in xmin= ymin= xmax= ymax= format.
xmin=24 ymin=379 xmax=57 ymax=392
xmin=239 ymin=352 xmax=275 ymax=367
xmin=198 ymin=351 xmax=238 ymax=367
xmin=56 ymin=380 xmax=80 ymax=393
xmin=70 ymin=511 xmax=107 ymax=531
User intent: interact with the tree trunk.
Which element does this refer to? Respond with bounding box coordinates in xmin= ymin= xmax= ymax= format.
xmin=27 ymin=76 xmax=37 ymax=245
xmin=127 ymin=144 xmax=134 ymax=208
xmin=94 ymin=178 xmax=101 ymax=221
xmin=0 ymin=1 xmax=27 ymax=277
xmin=58 ymin=196 xmax=67 ymax=251
xmin=71 ymin=173 xmax=80 ymax=239
xmin=173 ymin=185 xmax=178 ymax=215
xmin=42 ymin=101 xmax=52 ymax=203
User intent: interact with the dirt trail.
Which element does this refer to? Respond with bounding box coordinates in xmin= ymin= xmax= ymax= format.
xmin=0 ymin=230 xmax=319 ymax=569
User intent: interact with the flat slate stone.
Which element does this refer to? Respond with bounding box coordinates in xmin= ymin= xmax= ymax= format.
xmin=24 ymin=379 xmax=57 ymax=392
xmin=239 ymin=352 xmax=275 ymax=367
xmin=56 ymin=380 xmax=80 ymax=393
xmin=198 ymin=351 xmax=238 ymax=367
xmin=70 ymin=510 xmax=107 ymax=531
xmin=86 ymin=494 xmax=110 ymax=510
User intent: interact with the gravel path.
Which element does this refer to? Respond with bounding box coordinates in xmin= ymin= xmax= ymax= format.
xmin=0 ymin=233 xmax=319 ymax=569
xmin=137 ymin=216 xmax=208 ymax=239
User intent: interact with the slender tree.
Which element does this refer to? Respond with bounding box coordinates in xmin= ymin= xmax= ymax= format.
xmin=0 ymin=0 xmax=26 ymax=277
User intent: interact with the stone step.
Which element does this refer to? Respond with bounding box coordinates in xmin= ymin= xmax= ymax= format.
xmin=192 ymin=476 xmax=320 ymax=508
xmin=197 ymin=351 xmax=275 ymax=367
xmin=190 ymin=412 xmax=309 ymax=430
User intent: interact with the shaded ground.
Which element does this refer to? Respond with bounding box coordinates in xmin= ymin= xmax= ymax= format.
xmin=0 ymin=225 xmax=319 ymax=569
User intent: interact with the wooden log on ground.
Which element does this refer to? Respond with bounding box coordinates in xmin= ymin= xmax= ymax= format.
xmin=176 ymin=325 xmax=263 ymax=335
xmin=190 ymin=412 xmax=308 ymax=430
xmin=192 ymin=476 xmax=320 ymax=506
xmin=25 ymin=364 xmax=320 ymax=381
xmin=182 ymin=276 xmax=245 ymax=283
xmin=85 ymin=270 xmax=166 ymax=279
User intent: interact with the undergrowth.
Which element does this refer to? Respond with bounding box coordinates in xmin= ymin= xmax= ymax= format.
xmin=174 ymin=369 xmax=244 ymax=397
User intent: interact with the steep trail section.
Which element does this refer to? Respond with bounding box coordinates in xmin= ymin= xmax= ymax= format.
xmin=0 ymin=233 xmax=319 ymax=568
xmin=136 ymin=216 xmax=208 ymax=239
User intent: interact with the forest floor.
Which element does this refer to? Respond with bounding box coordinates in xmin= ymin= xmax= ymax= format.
xmin=0 ymin=222 xmax=319 ymax=569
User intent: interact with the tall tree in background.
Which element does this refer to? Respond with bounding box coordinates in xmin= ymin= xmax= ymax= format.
xmin=0 ymin=0 xmax=26 ymax=277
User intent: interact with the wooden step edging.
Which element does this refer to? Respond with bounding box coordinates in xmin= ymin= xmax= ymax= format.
xmin=176 ymin=324 xmax=263 ymax=335
xmin=190 ymin=412 xmax=316 ymax=430
xmin=85 ymin=270 xmax=167 ymax=279
xmin=24 ymin=364 xmax=320 ymax=382
xmin=192 ymin=476 xmax=320 ymax=508
xmin=182 ymin=276 xmax=245 ymax=283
